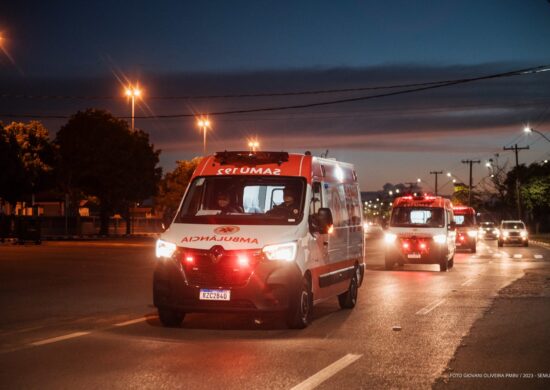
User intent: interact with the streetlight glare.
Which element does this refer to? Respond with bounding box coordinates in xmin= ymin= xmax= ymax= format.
xmin=524 ymin=126 xmax=532 ymax=133
xmin=417 ymin=178 xmax=421 ymax=183
xmin=447 ymin=172 xmax=451 ymax=177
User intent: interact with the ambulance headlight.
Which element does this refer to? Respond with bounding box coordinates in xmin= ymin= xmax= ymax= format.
xmin=520 ymin=231 xmax=528 ymax=238
xmin=467 ymin=230 xmax=477 ymax=238
xmin=384 ymin=233 xmax=397 ymax=244
xmin=493 ymin=229 xmax=499 ymax=235
xmin=262 ymin=242 xmax=297 ymax=262
xmin=156 ymin=239 xmax=177 ymax=259
xmin=503 ymin=231 xmax=509 ymax=237
xmin=433 ymin=234 xmax=447 ymax=244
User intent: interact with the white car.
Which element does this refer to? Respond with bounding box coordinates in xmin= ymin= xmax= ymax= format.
xmin=498 ymin=220 xmax=528 ymax=247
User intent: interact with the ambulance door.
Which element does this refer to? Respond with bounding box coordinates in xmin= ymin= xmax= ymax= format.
xmin=308 ymin=182 xmax=329 ymax=296
xmin=325 ymin=183 xmax=349 ymax=264
xmin=346 ymin=184 xmax=363 ymax=261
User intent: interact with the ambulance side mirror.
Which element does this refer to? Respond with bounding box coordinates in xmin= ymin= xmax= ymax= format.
xmin=317 ymin=208 xmax=333 ymax=234
xmin=448 ymin=221 xmax=456 ymax=231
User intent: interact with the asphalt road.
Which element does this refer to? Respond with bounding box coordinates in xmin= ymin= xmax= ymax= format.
xmin=0 ymin=237 xmax=549 ymax=389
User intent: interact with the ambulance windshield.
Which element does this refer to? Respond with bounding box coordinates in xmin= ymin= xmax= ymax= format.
xmin=390 ymin=207 xmax=445 ymax=228
xmin=175 ymin=176 xmax=306 ymax=225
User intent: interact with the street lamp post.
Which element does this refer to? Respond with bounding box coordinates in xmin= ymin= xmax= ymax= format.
xmin=123 ymin=84 xmax=141 ymax=236
xmin=125 ymin=85 xmax=141 ymax=132
xmin=197 ymin=117 xmax=210 ymax=154
xmin=524 ymin=126 xmax=550 ymax=144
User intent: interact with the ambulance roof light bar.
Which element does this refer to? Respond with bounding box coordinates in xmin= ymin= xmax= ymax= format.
xmin=215 ymin=151 xmax=289 ymax=166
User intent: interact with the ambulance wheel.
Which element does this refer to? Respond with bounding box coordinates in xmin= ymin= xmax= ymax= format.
xmin=523 ymin=241 xmax=529 ymax=247
xmin=498 ymin=240 xmax=503 ymax=247
xmin=439 ymin=258 xmax=448 ymax=272
xmin=449 ymin=256 xmax=454 ymax=268
xmin=158 ymin=308 xmax=185 ymax=327
xmin=471 ymin=244 xmax=476 ymax=253
xmin=338 ymin=267 xmax=359 ymax=309
xmin=385 ymin=256 xmax=395 ymax=270
xmin=286 ymin=277 xmax=312 ymax=329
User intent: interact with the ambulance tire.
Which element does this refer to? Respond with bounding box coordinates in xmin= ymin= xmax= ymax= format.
xmin=158 ymin=308 xmax=185 ymax=327
xmin=523 ymin=241 xmax=529 ymax=247
xmin=384 ymin=256 xmax=395 ymax=270
xmin=471 ymin=243 xmax=476 ymax=253
xmin=439 ymin=257 xmax=448 ymax=272
xmin=498 ymin=240 xmax=503 ymax=247
xmin=286 ymin=277 xmax=312 ymax=329
xmin=449 ymin=255 xmax=454 ymax=268
xmin=338 ymin=268 xmax=359 ymax=309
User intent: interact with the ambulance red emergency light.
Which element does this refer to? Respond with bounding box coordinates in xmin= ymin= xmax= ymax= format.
xmin=452 ymin=205 xmax=478 ymax=253
xmin=154 ymin=151 xmax=365 ymax=329
xmin=384 ymin=195 xmax=456 ymax=272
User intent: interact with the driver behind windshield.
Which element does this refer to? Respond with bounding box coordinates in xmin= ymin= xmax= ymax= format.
xmin=267 ymin=187 xmax=300 ymax=217
xmin=216 ymin=192 xmax=243 ymax=214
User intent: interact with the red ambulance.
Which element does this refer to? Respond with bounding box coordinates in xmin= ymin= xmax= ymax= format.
xmin=453 ymin=206 xmax=478 ymax=253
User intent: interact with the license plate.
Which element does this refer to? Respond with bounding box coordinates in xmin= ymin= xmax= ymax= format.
xmin=407 ymin=253 xmax=421 ymax=259
xmin=199 ymin=289 xmax=231 ymax=301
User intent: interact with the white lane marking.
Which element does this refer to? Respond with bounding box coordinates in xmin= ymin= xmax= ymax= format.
xmin=534 ymin=255 xmax=543 ymax=259
xmin=513 ymin=254 xmax=522 ymax=259
xmin=461 ymin=278 xmax=475 ymax=287
xmin=415 ymin=299 xmax=445 ymax=315
xmin=30 ymin=331 xmax=91 ymax=346
xmin=290 ymin=354 xmax=362 ymax=390
xmin=114 ymin=317 xmax=148 ymax=327
xmin=493 ymin=253 xmax=502 ymax=258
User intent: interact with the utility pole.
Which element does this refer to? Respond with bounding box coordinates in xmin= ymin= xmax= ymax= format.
xmin=461 ymin=160 xmax=480 ymax=206
xmin=503 ymin=144 xmax=530 ymax=220
xmin=429 ymin=171 xmax=443 ymax=195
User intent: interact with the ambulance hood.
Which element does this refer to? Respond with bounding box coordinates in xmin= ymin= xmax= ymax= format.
xmin=160 ymin=223 xmax=302 ymax=250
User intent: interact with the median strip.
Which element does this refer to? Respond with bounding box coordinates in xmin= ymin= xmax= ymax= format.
xmin=290 ymin=353 xmax=362 ymax=390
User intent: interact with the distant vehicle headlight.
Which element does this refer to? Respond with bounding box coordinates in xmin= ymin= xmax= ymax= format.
xmin=156 ymin=239 xmax=177 ymax=259
xmin=363 ymin=222 xmax=369 ymax=230
xmin=467 ymin=230 xmax=477 ymax=238
xmin=433 ymin=234 xmax=447 ymax=244
xmin=384 ymin=233 xmax=397 ymax=244
xmin=520 ymin=231 xmax=528 ymax=238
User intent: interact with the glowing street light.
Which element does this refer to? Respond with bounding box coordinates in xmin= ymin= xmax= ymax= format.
xmin=124 ymin=84 xmax=142 ymax=132
xmin=524 ymin=126 xmax=550 ymax=144
xmin=395 ymin=189 xmax=400 ymax=193
xmin=248 ymin=139 xmax=260 ymax=152
xmin=417 ymin=178 xmax=421 ymax=183
xmin=197 ymin=117 xmax=211 ymax=154
xmin=447 ymin=172 xmax=452 ymax=177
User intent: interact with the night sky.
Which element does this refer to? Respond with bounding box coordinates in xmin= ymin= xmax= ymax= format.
xmin=1 ymin=0 xmax=550 ymax=192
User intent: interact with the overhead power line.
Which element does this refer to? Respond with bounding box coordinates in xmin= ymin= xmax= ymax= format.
xmin=1 ymin=64 xmax=549 ymax=120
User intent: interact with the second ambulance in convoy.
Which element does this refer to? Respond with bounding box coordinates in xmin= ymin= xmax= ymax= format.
xmin=384 ymin=195 xmax=456 ymax=272
xmin=154 ymin=151 xmax=365 ymax=329
xmin=453 ymin=206 xmax=478 ymax=253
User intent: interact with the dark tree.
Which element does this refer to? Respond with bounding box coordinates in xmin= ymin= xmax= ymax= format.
xmin=1 ymin=121 xmax=55 ymax=212
xmin=155 ymin=157 xmax=202 ymax=228
xmin=55 ymin=109 xmax=161 ymax=235
xmin=0 ymin=124 xmax=27 ymax=210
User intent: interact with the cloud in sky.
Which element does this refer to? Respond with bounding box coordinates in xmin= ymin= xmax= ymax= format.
xmin=1 ymin=62 xmax=549 ymax=190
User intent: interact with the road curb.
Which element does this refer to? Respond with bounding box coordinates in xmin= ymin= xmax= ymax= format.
xmin=530 ymin=239 xmax=550 ymax=249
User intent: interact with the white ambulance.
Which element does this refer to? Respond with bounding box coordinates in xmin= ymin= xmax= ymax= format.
xmin=384 ymin=195 xmax=456 ymax=272
xmin=154 ymin=151 xmax=365 ymax=328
